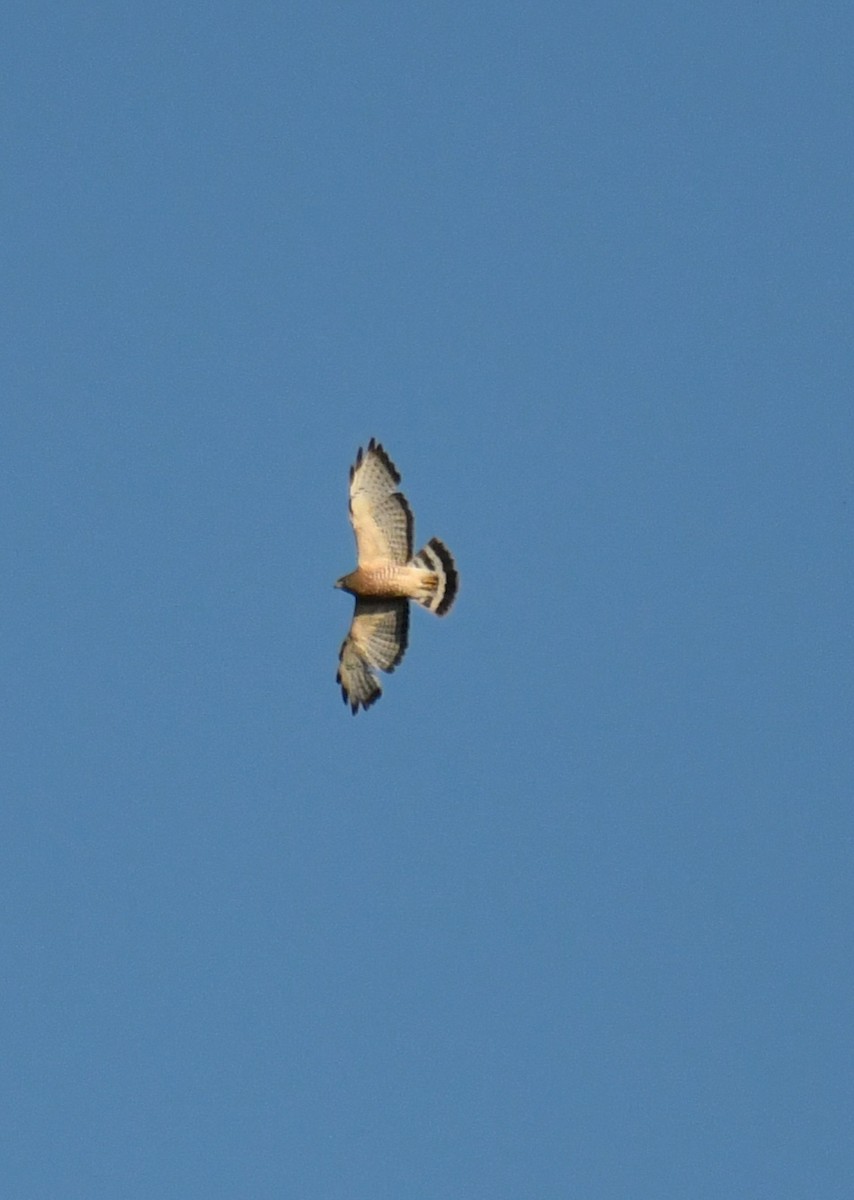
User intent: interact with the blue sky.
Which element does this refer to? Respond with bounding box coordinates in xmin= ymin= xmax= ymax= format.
xmin=3 ymin=3 xmax=852 ymax=1196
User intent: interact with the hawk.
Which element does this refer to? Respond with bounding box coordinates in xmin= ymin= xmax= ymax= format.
xmin=335 ymin=439 xmax=458 ymax=713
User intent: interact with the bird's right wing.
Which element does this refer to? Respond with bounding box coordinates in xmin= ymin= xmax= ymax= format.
xmin=336 ymin=599 xmax=410 ymax=714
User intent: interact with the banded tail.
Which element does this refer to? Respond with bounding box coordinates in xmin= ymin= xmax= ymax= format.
xmin=410 ymin=537 xmax=459 ymax=616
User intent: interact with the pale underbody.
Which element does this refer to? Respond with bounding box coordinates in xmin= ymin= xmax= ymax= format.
xmin=335 ymin=564 xmax=438 ymax=599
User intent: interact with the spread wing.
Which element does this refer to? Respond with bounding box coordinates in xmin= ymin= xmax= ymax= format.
xmin=349 ymin=438 xmax=413 ymax=567
xmin=336 ymin=599 xmax=409 ymax=714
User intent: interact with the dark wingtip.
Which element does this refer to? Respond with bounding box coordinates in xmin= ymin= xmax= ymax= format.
xmin=350 ymin=688 xmax=381 ymax=714
xmin=364 ymin=438 xmax=401 ymax=485
xmin=350 ymin=444 xmax=365 ymax=483
xmin=338 ymin=668 xmax=382 ymax=714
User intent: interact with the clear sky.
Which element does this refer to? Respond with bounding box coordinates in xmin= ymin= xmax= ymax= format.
xmin=3 ymin=3 xmax=852 ymax=1197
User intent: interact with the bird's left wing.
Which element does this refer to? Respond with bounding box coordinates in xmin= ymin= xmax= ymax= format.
xmin=348 ymin=439 xmax=413 ymax=567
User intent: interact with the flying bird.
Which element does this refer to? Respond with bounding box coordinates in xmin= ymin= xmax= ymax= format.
xmin=335 ymin=439 xmax=458 ymax=713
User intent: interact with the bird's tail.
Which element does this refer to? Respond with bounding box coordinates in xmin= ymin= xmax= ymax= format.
xmin=409 ymin=537 xmax=459 ymax=616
